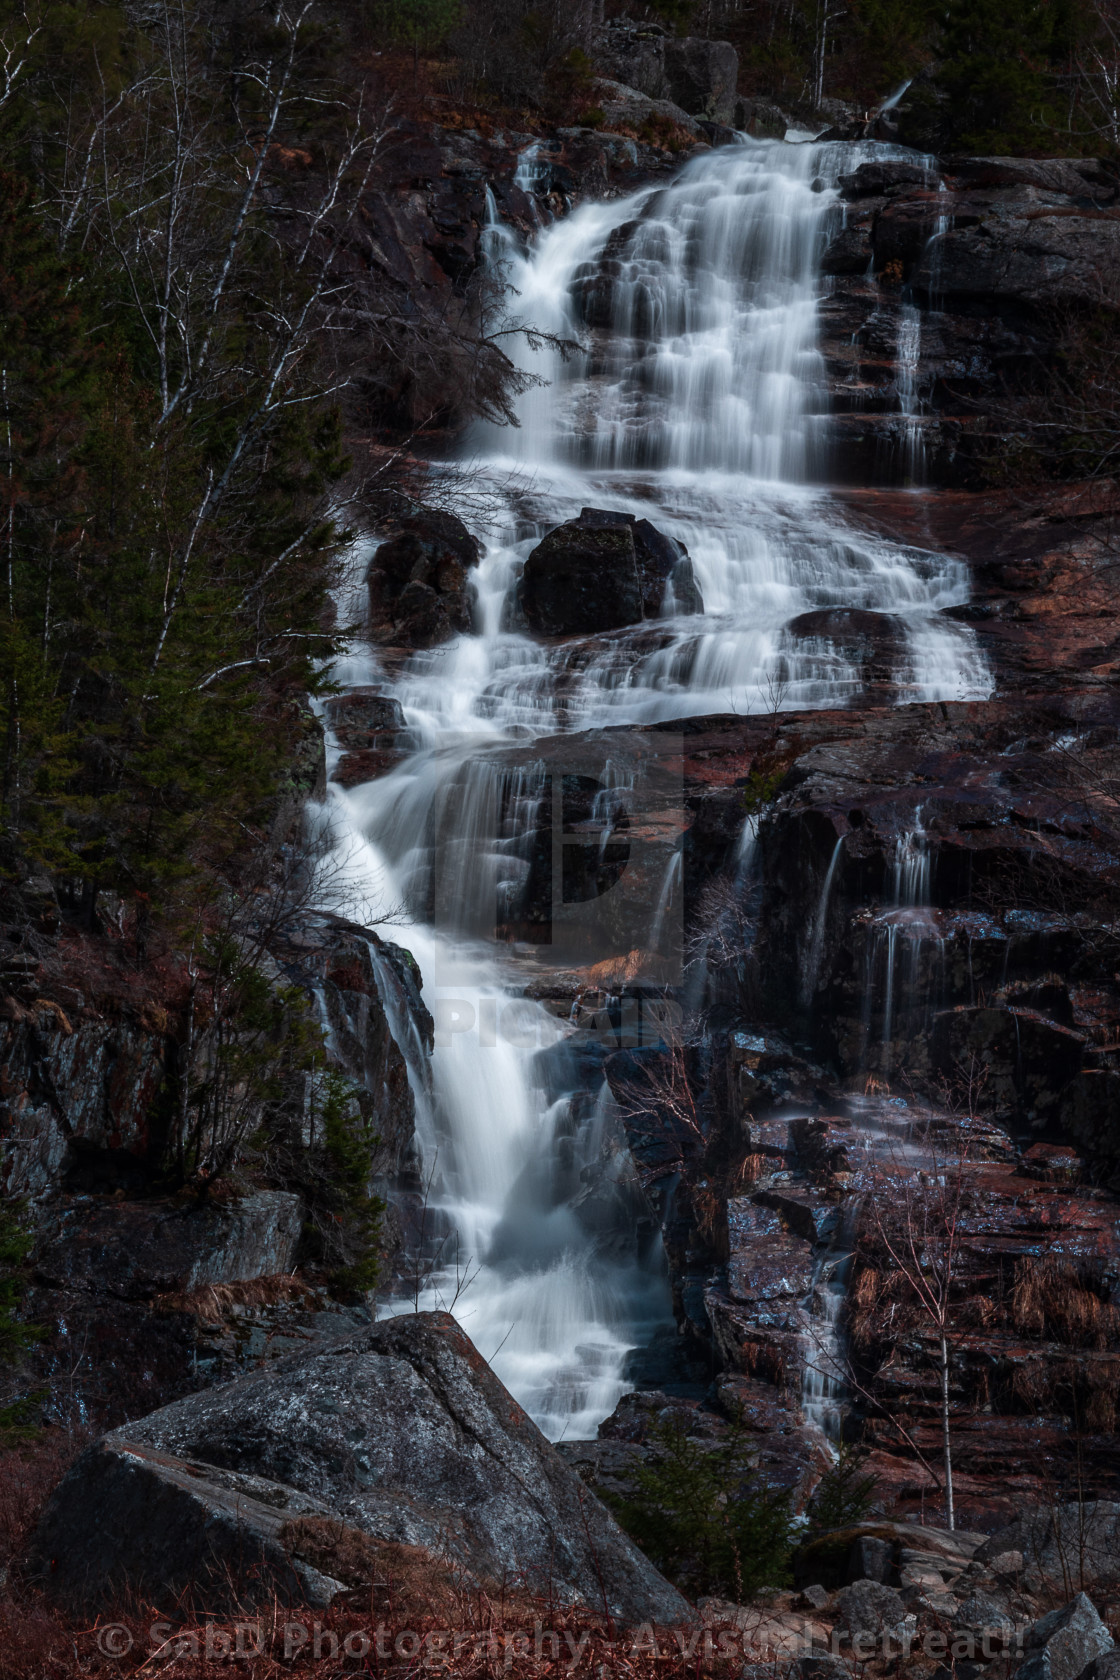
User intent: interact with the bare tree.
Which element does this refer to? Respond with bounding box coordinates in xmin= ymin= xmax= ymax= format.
xmin=861 ymin=1121 xmax=974 ymax=1531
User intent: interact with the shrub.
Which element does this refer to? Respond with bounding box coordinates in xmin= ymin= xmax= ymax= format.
xmin=608 ymin=1416 xmax=795 ymax=1600
xmin=806 ymin=1442 xmax=879 ymax=1534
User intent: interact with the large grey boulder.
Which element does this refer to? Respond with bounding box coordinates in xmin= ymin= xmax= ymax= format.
xmin=32 ymin=1312 xmax=689 ymax=1625
xmin=33 ymin=1191 xmax=304 ymax=1300
xmin=663 ymin=38 xmax=738 ymax=124
xmin=1014 ymin=1594 xmax=1113 ymax=1680
xmin=590 ymin=77 xmax=702 ymax=140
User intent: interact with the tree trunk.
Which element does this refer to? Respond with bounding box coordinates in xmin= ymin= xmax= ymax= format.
xmin=940 ymin=1330 xmax=955 ymax=1530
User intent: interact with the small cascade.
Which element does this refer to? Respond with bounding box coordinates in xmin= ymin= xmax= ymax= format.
xmin=801 ymin=1248 xmax=852 ymax=1437
xmin=859 ymin=811 xmax=946 ymax=1077
xmin=802 ymin=835 xmax=845 ymax=1004
xmin=895 ymin=300 xmax=925 ymax=483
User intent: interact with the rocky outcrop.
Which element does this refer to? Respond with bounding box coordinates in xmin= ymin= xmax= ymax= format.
xmin=590 ymin=23 xmax=739 ymax=124
xmin=820 ymin=151 xmax=1120 ymax=487
xmin=32 ymin=1312 xmax=690 ymax=1624
xmin=324 ymin=688 xmax=409 ymax=788
xmin=32 ymin=1192 xmax=303 ymax=1300
xmin=29 ymin=1436 xmax=373 ymax=1612
xmin=0 ymin=1004 xmax=169 ymax=1200
xmin=516 ymin=509 xmax=702 ymax=636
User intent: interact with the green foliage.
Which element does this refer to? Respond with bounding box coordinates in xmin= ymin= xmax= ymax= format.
xmin=0 ymin=21 xmax=349 ymax=920
xmin=262 ymin=1065 xmax=385 ymax=1298
xmin=321 ymin=1070 xmax=385 ymax=1296
xmin=0 ymin=1199 xmax=40 ymax=1366
xmin=806 ymin=1442 xmax=879 ymax=1534
xmin=898 ymin=0 xmax=1064 ymax=152
xmin=381 ymin=0 xmax=463 ymax=59
xmin=739 ymin=766 xmax=786 ymax=817
xmin=609 ymin=1417 xmax=796 ymax=1599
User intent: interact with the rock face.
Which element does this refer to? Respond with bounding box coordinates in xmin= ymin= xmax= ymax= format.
xmin=0 ymin=1006 xmax=167 ymax=1200
xmin=32 ymin=1192 xmax=303 ymax=1300
xmin=32 ymin=1312 xmax=690 ymax=1624
xmin=367 ymin=506 xmax=481 ymax=648
xmin=818 ymin=151 xmax=1120 ymax=485
xmin=517 ymin=509 xmax=702 ymax=636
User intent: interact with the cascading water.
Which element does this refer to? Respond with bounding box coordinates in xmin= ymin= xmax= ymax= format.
xmin=316 ymin=137 xmax=991 ymax=1442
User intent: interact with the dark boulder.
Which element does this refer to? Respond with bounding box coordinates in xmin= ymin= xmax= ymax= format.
xmin=831 ymin=1578 xmax=908 ymax=1641
xmin=517 ymin=509 xmax=702 ymax=637
xmin=29 ymin=1438 xmax=349 ymax=1612
xmin=663 ymin=37 xmax=738 ymax=124
xmin=324 ymin=687 xmax=409 ymax=787
xmin=367 ymin=507 xmax=481 ymax=648
xmin=930 ymin=1004 xmax=1085 ymax=1125
xmin=837 ymin=161 xmax=937 ymax=198
xmin=32 ymin=1312 xmax=690 ymax=1624
xmin=733 ymin=96 xmax=788 ymax=138
xmin=1014 ymin=1594 xmax=1113 ymax=1680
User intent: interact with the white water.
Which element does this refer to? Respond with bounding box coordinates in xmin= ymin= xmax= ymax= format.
xmin=316 ymin=138 xmax=990 ymax=1440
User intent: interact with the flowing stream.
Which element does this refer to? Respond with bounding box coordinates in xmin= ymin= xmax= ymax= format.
xmin=316 ymin=137 xmax=991 ymax=1441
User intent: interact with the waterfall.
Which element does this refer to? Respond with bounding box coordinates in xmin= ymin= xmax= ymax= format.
xmin=316 ymin=137 xmax=990 ymax=1442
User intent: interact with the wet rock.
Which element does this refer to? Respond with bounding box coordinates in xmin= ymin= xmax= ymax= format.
xmin=323 ymin=689 xmax=406 ymax=748
xmin=518 ymin=519 xmax=642 ymax=636
xmin=32 ymin=1192 xmax=303 ymax=1301
xmin=662 ymin=38 xmax=738 ymax=124
xmin=785 ymin=607 xmax=904 ymax=689
xmin=1059 ymin=1070 xmax=1120 ymax=1189
xmin=66 ymin=1312 xmax=690 ymax=1625
xmin=837 ymin=161 xmax=938 ymax=198
xmin=913 ymin=212 xmax=1120 ymax=313
xmin=930 ymin=1004 xmax=1085 ymax=1125
xmin=269 ymin=912 xmax=432 ymax=1184
xmin=325 ymin=688 xmax=409 ymax=787
xmin=1015 ymin=1594 xmax=1113 ymax=1680
xmin=367 ymin=506 xmax=481 ymax=648
xmin=517 ymin=509 xmax=701 ymax=636
xmin=821 ymin=226 xmax=873 ymax=275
